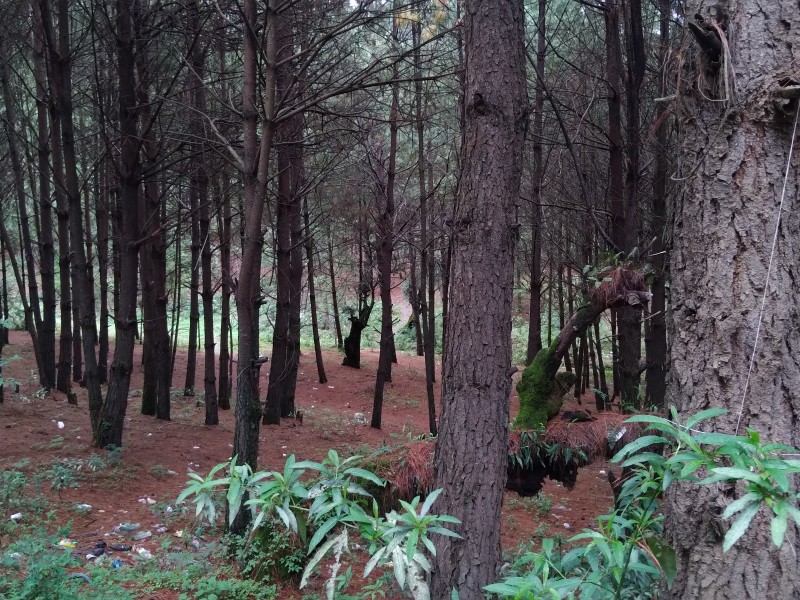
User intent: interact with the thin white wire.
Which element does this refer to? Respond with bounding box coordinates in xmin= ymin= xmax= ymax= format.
xmin=735 ymin=102 xmax=800 ymax=435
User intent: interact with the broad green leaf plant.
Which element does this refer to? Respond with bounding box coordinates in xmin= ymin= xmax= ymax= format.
xmin=177 ymin=450 xmax=460 ymax=600
xmin=487 ymin=407 xmax=800 ymax=599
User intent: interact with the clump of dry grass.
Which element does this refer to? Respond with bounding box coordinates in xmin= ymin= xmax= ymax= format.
xmin=588 ymin=265 xmax=647 ymax=307
xmin=543 ymin=412 xmax=645 ymax=464
xmin=367 ymin=413 xmax=649 ymax=505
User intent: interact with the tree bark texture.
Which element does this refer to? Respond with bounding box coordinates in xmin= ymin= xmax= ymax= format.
xmin=370 ymin=63 xmax=398 ymax=430
xmin=526 ymin=0 xmax=546 ymax=366
xmin=97 ymin=0 xmax=140 ymax=448
xmin=303 ymin=197 xmax=327 ymax=384
xmin=216 ymin=171 xmax=232 ymax=410
xmin=430 ymin=0 xmax=528 ymax=597
xmin=39 ymin=0 xmax=103 ymax=423
xmin=664 ymin=2 xmax=800 ymax=597
xmin=264 ymin=8 xmax=304 ymax=424
xmin=230 ymin=0 xmax=277 ymax=532
xmin=644 ymin=0 xmax=670 ymax=409
xmin=412 ymin=21 xmax=437 ymax=435
xmin=33 ymin=20 xmax=57 ymax=391
xmin=0 ymin=41 xmax=46 ymax=387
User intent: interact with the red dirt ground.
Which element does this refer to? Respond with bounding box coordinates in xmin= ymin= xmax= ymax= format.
xmin=0 ymin=329 xmax=614 ymax=598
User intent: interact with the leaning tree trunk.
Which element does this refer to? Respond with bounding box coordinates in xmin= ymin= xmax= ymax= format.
xmin=663 ymin=3 xmax=800 ymax=598
xmin=515 ymin=279 xmax=650 ymax=430
xmin=430 ymin=1 xmax=528 ymax=597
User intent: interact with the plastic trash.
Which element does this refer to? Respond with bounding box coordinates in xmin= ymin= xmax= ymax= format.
xmin=131 ymin=531 xmax=152 ymax=541
xmin=111 ymin=559 xmax=123 ymax=569
xmin=135 ymin=547 xmax=153 ymax=560
xmin=74 ymin=503 xmax=92 ymax=512
xmin=107 ymin=544 xmax=132 ymax=552
xmin=58 ymin=538 xmax=77 ymax=549
xmin=113 ymin=522 xmax=140 ymax=533
xmin=9 ymin=513 xmax=22 ymax=522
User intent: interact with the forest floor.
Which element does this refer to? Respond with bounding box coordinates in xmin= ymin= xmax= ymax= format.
xmin=0 ymin=328 xmax=614 ymax=599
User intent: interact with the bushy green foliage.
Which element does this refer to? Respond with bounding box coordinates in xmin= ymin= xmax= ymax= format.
xmin=0 ymin=529 xmax=134 ymax=600
xmin=487 ymin=407 xmax=800 ymax=599
xmin=178 ymin=450 xmax=460 ymax=600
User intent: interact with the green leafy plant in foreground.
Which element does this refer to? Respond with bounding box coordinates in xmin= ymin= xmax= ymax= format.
xmin=178 ymin=450 xmax=461 ymax=600
xmin=487 ymin=407 xmax=800 ymax=599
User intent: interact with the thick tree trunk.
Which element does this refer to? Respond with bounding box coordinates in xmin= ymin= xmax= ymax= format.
xmin=97 ymin=0 xmax=140 ymax=448
xmin=430 ymin=0 xmax=528 ymax=596
xmin=0 ymin=237 xmax=7 ymax=346
xmin=230 ymin=0 xmax=277 ymax=534
xmin=342 ymin=303 xmax=371 ymax=369
xmin=264 ymin=10 xmax=304 ymax=424
xmin=664 ymin=3 xmax=800 ymax=597
xmin=617 ymin=0 xmax=646 ymax=409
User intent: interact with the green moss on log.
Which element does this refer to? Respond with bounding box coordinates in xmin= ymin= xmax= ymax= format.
xmin=515 ymin=340 xmax=576 ymax=430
